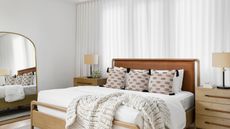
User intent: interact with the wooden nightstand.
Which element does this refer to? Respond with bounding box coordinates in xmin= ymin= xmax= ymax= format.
xmin=73 ymin=77 xmax=107 ymax=86
xmin=196 ymin=87 xmax=230 ymax=129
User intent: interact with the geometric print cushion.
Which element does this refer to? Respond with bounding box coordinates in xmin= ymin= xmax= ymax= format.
xmin=148 ymin=70 xmax=175 ymax=95
xmin=153 ymin=69 xmax=184 ymax=94
xmin=104 ymin=67 xmax=126 ymax=89
xmin=5 ymin=75 xmax=15 ymax=85
xmin=125 ymin=70 xmax=150 ymax=91
xmin=21 ymin=72 xmax=34 ymax=86
xmin=14 ymin=75 xmax=23 ymax=85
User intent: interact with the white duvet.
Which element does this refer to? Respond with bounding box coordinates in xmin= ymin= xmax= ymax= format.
xmin=38 ymin=86 xmax=191 ymax=129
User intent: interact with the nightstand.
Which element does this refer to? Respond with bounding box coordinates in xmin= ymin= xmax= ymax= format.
xmin=73 ymin=77 xmax=107 ymax=86
xmin=196 ymin=87 xmax=230 ymax=129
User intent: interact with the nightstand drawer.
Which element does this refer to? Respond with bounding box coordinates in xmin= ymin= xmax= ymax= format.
xmin=196 ymin=88 xmax=230 ymax=105
xmin=196 ymin=115 xmax=230 ymax=129
xmin=74 ymin=77 xmax=107 ymax=86
xmin=76 ymin=78 xmax=97 ymax=85
xmin=196 ymin=101 xmax=230 ymax=119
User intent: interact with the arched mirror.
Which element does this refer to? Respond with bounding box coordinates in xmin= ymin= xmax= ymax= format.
xmin=0 ymin=32 xmax=37 ymax=124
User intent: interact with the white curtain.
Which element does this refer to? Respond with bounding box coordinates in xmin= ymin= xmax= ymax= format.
xmin=75 ymin=0 xmax=230 ymax=86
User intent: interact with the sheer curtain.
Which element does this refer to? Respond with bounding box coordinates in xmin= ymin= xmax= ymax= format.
xmin=75 ymin=0 xmax=230 ymax=86
xmin=0 ymin=35 xmax=35 ymax=75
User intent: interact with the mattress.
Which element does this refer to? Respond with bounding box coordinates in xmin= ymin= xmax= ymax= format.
xmin=38 ymin=86 xmax=194 ymax=129
xmin=0 ymin=85 xmax=36 ymax=99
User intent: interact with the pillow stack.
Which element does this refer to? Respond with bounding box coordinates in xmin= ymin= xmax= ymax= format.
xmin=104 ymin=67 xmax=184 ymax=95
xmin=5 ymin=72 xmax=34 ymax=86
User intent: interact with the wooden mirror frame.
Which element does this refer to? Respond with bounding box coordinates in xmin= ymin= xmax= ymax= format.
xmin=0 ymin=31 xmax=38 ymax=125
xmin=0 ymin=31 xmax=38 ymax=92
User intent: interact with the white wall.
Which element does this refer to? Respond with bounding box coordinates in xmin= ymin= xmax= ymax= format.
xmin=0 ymin=0 xmax=76 ymax=91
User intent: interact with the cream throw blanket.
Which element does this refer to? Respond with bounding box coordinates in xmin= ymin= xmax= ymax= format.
xmin=5 ymin=85 xmax=25 ymax=102
xmin=66 ymin=92 xmax=171 ymax=129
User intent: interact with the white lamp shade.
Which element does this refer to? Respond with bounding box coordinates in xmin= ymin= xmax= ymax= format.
xmin=84 ymin=54 xmax=98 ymax=64
xmin=0 ymin=68 xmax=9 ymax=76
xmin=212 ymin=52 xmax=230 ymax=67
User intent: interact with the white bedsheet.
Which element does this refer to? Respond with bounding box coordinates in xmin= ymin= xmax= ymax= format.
xmin=0 ymin=85 xmax=36 ymax=99
xmin=38 ymin=86 xmax=193 ymax=129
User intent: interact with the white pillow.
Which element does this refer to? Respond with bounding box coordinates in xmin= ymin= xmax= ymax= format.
xmin=151 ymin=69 xmax=184 ymax=93
xmin=33 ymin=74 xmax=37 ymax=85
xmin=173 ymin=69 xmax=184 ymax=93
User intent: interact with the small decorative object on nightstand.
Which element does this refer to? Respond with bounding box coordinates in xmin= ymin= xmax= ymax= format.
xmin=74 ymin=77 xmax=106 ymax=86
xmin=196 ymin=87 xmax=230 ymax=129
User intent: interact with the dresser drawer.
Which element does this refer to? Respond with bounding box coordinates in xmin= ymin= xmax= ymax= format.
xmin=196 ymin=88 xmax=230 ymax=105
xmin=196 ymin=101 xmax=230 ymax=119
xmin=196 ymin=115 xmax=230 ymax=129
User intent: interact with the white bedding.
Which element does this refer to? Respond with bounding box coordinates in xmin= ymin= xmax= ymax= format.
xmin=38 ymin=86 xmax=194 ymax=129
xmin=5 ymin=85 xmax=25 ymax=102
xmin=0 ymin=85 xmax=36 ymax=99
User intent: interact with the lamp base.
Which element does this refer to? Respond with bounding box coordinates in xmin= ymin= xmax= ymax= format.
xmin=217 ymin=86 xmax=230 ymax=89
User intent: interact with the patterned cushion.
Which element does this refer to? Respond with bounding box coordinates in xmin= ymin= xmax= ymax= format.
xmin=14 ymin=75 xmax=23 ymax=85
xmin=153 ymin=69 xmax=184 ymax=93
xmin=148 ymin=70 xmax=175 ymax=95
xmin=125 ymin=70 xmax=150 ymax=91
xmin=21 ymin=72 xmax=34 ymax=86
xmin=104 ymin=67 xmax=126 ymax=89
xmin=5 ymin=75 xmax=15 ymax=85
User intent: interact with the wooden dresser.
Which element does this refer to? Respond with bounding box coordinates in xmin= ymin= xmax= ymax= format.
xmin=74 ymin=77 xmax=107 ymax=86
xmin=196 ymin=87 xmax=230 ymax=129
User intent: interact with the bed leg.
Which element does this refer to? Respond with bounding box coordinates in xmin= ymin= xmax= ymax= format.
xmin=30 ymin=101 xmax=36 ymax=129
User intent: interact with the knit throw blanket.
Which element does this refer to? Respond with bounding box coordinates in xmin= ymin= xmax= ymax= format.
xmin=65 ymin=92 xmax=171 ymax=129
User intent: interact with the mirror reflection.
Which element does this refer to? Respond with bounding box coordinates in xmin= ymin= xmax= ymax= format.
xmin=0 ymin=32 xmax=37 ymax=123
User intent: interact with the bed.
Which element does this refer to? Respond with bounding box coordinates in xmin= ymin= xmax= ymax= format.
xmin=0 ymin=67 xmax=37 ymax=111
xmin=31 ymin=59 xmax=200 ymax=129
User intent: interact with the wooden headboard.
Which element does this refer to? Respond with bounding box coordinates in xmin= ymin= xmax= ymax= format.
xmin=112 ymin=58 xmax=200 ymax=93
xmin=18 ymin=67 xmax=36 ymax=75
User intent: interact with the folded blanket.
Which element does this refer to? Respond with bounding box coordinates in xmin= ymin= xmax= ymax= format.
xmin=66 ymin=92 xmax=171 ymax=129
xmin=5 ymin=85 xmax=25 ymax=102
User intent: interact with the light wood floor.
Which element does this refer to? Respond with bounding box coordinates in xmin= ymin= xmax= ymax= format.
xmin=0 ymin=119 xmax=195 ymax=129
xmin=0 ymin=119 xmax=30 ymax=129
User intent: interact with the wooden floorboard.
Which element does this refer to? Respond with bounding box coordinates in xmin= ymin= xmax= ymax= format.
xmin=0 ymin=118 xmax=30 ymax=129
xmin=0 ymin=115 xmax=30 ymax=126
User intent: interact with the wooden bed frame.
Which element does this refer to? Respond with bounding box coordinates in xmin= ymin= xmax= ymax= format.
xmin=0 ymin=67 xmax=37 ymax=111
xmin=31 ymin=59 xmax=200 ymax=129
xmin=18 ymin=67 xmax=36 ymax=75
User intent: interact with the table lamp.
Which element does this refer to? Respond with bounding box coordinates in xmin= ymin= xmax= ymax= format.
xmin=84 ymin=54 xmax=98 ymax=78
xmin=212 ymin=52 xmax=230 ymax=89
xmin=0 ymin=68 xmax=9 ymax=86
